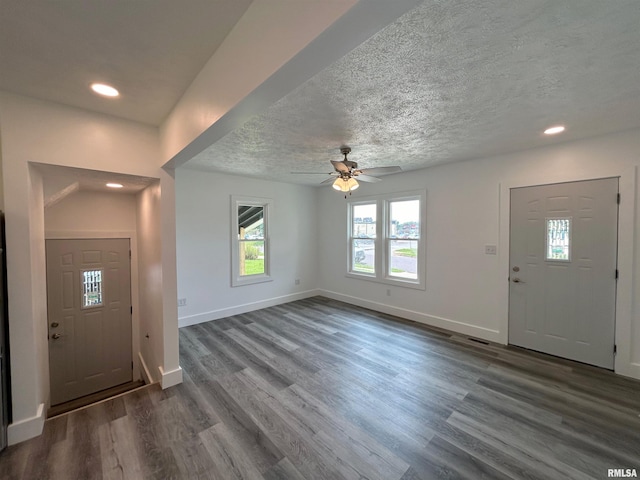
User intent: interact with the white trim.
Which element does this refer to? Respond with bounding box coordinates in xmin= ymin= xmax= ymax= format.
xmin=138 ymin=351 xmax=155 ymax=385
xmin=347 ymin=190 xmax=426 ymax=290
xmin=7 ymin=403 xmax=45 ymax=446
xmin=499 ymin=169 xmax=638 ymax=380
xmin=319 ymin=289 xmax=501 ymax=343
xmin=231 ymin=196 xmax=273 ymax=287
xmin=159 ymin=366 xmax=183 ymax=389
xmin=178 ymin=289 xmax=321 ymax=328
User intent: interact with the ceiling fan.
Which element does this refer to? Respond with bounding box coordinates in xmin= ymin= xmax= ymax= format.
xmin=293 ymin=147 xmax=402 ymax=194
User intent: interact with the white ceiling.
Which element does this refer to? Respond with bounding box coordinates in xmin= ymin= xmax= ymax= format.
xmin=2 ymin=1 xmax=640 ymax=186
xmin=0 ymin=0 xmax=252 ymax=125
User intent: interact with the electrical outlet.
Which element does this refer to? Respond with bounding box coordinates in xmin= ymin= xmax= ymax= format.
xmin=178 ymin=298 xmax=187 ymax=307
xmin=295 ymin=279 xmax=300 ymax=285
xmin=485 ymin=245 xmax=497 ymax=255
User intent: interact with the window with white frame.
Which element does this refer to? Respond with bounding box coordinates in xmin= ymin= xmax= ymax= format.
xmin=231 ymin=196 xmax=272 ymax=287
xmin=348 ymin=191 xmax=425 ymax=289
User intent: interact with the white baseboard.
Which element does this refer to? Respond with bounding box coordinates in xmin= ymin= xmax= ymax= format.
xmin=7 ymin=403 xmax=45 ymax=446
xmin=159 ymin=366 xmax=183 ymax=389
xmin=178 ymin=289 xmax=321 ymax=328
xmin=138 ymin=351 xmax=155 ymax=385
xmin=318 ymin=289 xmax=502 ymax=343
xmin=619 ymin=362 xmax=640 ymax=381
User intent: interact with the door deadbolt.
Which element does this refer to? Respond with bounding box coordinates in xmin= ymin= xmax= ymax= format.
xmin=51 ymin=322 xmax=59 ymax=328
xmin=512 ymin=266 xmax=520 ymax=272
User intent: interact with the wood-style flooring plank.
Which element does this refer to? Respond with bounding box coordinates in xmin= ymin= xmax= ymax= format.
xmin=2 ymin=296 xmax=640 ymax=480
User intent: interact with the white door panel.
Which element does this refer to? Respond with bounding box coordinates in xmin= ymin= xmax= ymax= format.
xmin=47 ymin=238 xmax=132 ymax=405
xmin=509 ymin=178 xmax=618 ymax=369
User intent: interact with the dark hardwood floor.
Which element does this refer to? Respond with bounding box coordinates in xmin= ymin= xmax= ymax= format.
xmin=2 ymin=296 xmax=640 ymax=479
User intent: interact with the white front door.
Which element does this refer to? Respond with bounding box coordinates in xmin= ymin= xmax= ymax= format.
xmin=46 ymin=238 xmax=132 ymax=405
xmin=508 ymin=178 xmax=619 ymax=369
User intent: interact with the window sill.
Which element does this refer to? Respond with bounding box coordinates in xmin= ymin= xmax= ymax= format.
xmin=231 ymin=274 xmax=273 ymax=287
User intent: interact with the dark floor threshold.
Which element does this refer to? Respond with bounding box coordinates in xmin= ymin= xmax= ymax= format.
xmin=47 ymin=380 xmax=146 ymax=418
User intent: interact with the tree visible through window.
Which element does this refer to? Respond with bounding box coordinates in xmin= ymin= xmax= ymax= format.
xmin=231 ymin=196 xmax=272 ymax=287
xmin=238 ymin=205 xmax=265 ymax=276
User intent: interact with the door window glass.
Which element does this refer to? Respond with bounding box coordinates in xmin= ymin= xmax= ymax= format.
xmin=82 ymin=269 xmax=103 ymax=308
xmin=546 ymin=217 xmax=571 ymax=261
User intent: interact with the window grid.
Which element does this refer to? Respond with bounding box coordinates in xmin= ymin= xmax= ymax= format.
xmin=348 ymin=192 xmax=425 ymax=289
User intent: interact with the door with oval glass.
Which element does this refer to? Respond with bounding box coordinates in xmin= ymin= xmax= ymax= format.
xmin=509 ymin=178 xmax=619 ymax=369
xmin=46 ymin=238 xmax=132 ymax=405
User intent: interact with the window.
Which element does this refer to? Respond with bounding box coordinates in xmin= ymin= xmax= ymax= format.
xmin=231 ymin=196 xmax=272 ymax=287
xmin=348 ymin=191 xmax=425 ymax=289
xmin=82 ymin=269 xmax=103 ymax=308
xmin=546 ymin=217 xmax=571 ymax=261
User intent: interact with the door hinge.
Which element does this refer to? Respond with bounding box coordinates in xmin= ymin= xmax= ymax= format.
xmin=617 ymin=193 xmax=621 ymax=204
xmin=129 ymin=250 xmax=132 ymax=259
xmin=130 ymin=306 xmax=133 ymax=315
xmin=614 ymin=344 xmax=617 ymax=355
xmin=615 ymin=269 xmax=619 ymax=279
xmin=131 ymin=361 xmax=134 ymax=370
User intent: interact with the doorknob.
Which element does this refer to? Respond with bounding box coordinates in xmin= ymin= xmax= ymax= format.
xmin=51 ymin=333 xmax=62 ymax=340
xmin=512 ymin=278 xmax=525 ymax=283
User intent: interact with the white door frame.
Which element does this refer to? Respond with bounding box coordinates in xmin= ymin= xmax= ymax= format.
xmin=44 ymin=230 xmax=141 ymax=391
xmin=498 ymin=166 xmax=638 ymax=378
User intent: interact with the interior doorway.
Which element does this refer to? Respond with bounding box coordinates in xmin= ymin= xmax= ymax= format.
xmin=508 ymin=178 xmax=619 ymax=369
xmin=46 ymin=238 xmax=133 ymax=406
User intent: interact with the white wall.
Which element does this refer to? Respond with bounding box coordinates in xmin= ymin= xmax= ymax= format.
xmin=45 ymin=191 xmax=137 ymax=232
xmin=317 ymin=128 xmax=640 ymax=380
xmin=176 ymin=169 xmax=318 ymax=326
xmin=44 ymin=190 xmax=143 ymax=382
xmin=137 ymin=182 xmax=163 ymax=382
xmin=0 ymin=92 xmax=179 ymax=445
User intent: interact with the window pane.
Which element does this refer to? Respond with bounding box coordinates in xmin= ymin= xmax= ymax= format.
xmin=238 ymin=205 xmax=264 ymax=239
xmin=352 ymin=239 xmax=375 ymax=274
xmin=389 ymin=240 xmax=418 ymax=280
xmin=546 ymin=218 xmax=571 ymax=261
xmin=353 ymin=203 xmax=376 ymax=238
xmin=390 ymin=200 xmax=420 ymax=239
xmin=82 ymin=269 xmax=103 ymax=307
xmin=240 ymin=240 xmax=265 ymax=276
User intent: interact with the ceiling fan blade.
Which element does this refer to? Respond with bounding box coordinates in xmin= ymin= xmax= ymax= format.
xmin=357 ymin=166 xmax=402 ymax=175
xmin=291 ymin=171 xmax=333 ymax=174
xmin=355 ymin=174 xmax=382 ymax=183
xmin=320 ymin=176 xmax=336 ymax=184
xmin=331 ymin=160 xmax=350 ymax=173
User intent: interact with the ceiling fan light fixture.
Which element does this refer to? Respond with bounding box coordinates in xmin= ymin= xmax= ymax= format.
xmin=332 ymin=177 xmax=359 ymax=192
xmin=332 ymin=178 xmax=349 ymax=192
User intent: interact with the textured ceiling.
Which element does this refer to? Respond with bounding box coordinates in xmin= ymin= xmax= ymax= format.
xmin=0 ymin=0 xmax=252 ymax=125
xmin=186 ymin=0 xmax=640 ymax=185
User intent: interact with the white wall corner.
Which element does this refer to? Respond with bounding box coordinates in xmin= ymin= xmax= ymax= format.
xmin=319 ymin=289 xmax=502 ymax=343
xmin=159 ymin=366 xmax=183 ymax=389
xmin=7 ymin=403 xmax=45 ymax=446
xmin=138 ymin=351 xmax=155 ymax=385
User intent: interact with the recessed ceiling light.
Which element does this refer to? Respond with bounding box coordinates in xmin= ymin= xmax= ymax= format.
xmin=91 ymin=83 xmax=119 ymax=97
xmin=544 ymin=125 xmax=565 ymax=135
xmin=106 ymin=183 xmax=124 ymax=189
